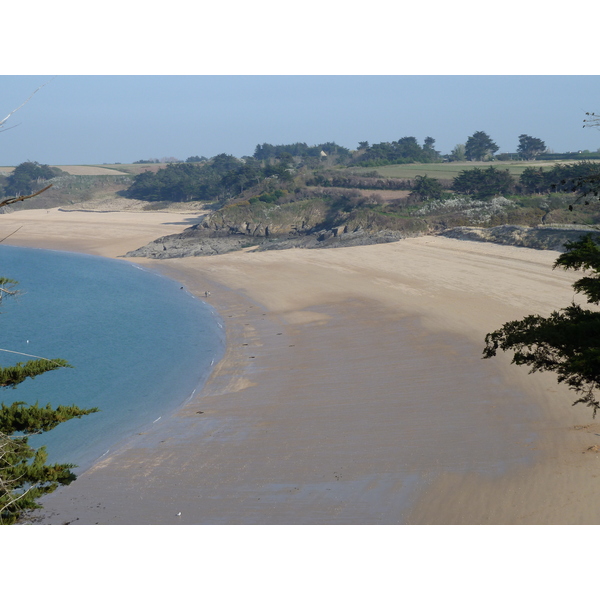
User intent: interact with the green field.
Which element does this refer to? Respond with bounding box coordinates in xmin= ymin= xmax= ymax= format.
xmin=349 ymin=159 xmax=600 ymax=180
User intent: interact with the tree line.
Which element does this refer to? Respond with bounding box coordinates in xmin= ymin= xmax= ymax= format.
xmin=0 ymin=161 xmax=66 ymax=198
xmin=0 ymin=134 xmax=584 ymax=208
xmin=124 ymin=154 xmax=294 ymax=203
xmin=452 ymin=161 xmax=600 ymax=200
xmin=123 ymin=159 xmax=600 ymax=205
xmin=4 ymin=156 xmax=599 ymax=207
xmin=304 ymin=161 xmax=600 ymax=202
xmin=253 ymin=141 xmax=351 ymax=162
xmin=250 ymin=132 xmax=554 ymax=167
xmin=129 ymin=131 xmax=563 ymax=170
xmin=354 ymin=136 xmax=440 ymax=166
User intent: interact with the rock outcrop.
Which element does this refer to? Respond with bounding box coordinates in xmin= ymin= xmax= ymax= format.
xmin=124 ymin=222 xmax=403 ymax=259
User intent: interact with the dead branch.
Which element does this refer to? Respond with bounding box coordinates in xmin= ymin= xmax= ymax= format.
xmin=0 ymin=79 xmax=54 ymax=132
xmin=584 ymin=112 xmax=600 ymax=128
xmin=0 ymin=226 xmax=22 ymax=244
xmin=0 ymin=184 xmax=53 ymax=209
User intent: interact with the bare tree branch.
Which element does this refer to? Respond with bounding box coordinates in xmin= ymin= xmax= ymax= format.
xmin=0 ymin=78 xmax=54 ymax=132
xmin=0 ymin=226 xmax=22 ymax=244
xmin=0 ymin=184 xmax=53 ymax=209
xmin=583 ymin=112 xmax=600 ymax=129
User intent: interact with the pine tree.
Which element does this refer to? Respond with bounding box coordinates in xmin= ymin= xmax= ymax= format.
xmin=0 ymin=86 xmax=97 ymax=523
xmin=483 ymin=234 xmax=600 ymax=416
xmin=465 ymin=131 xmax=499 ymax=161
xmin=0 ymin=277 xmax=98 ymax=524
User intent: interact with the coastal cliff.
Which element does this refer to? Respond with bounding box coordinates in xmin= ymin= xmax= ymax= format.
xmin=125 ymin=218 xmax=599 ymax=259
xmin=124 ymin=193 xmax=600 ymax=259
xmin=124 ymin=220 xmax=403 ymax=258
xmin=125 ymin=198 xmax=405 ymax=258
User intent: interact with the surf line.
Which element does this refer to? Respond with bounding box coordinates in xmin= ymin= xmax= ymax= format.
xmin=184 ymin=387 xmax=199 ymax=403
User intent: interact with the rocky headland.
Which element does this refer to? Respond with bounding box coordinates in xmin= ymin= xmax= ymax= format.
xmin=124 ymin=219 xmax=403 ymax=258
xmin=125 ymin=218 xmax=600 ymax=259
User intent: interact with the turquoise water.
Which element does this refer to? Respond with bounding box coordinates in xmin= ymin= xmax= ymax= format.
xmin=0 ymin=245 xmax=224 ymax=472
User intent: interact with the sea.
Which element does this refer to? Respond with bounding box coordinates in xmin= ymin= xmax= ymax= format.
xmin=0 ymin=244 xmax=225 ymax=473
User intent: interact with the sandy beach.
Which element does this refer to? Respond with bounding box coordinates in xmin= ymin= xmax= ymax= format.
xmin=2 ymin=207 xmax=599 ymax=524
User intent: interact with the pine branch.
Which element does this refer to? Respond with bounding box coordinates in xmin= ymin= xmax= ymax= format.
xmin=0 ymin=359 xmax=72 ymax=389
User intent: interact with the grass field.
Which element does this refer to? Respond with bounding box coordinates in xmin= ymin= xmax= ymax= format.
xmin=349 ymin=159 xmax=600 ymax=179
xmin=0 ymin=164 xmax=130 ymax=176
xmin=5 ymin=159 xmax=599 ymax=180
xmin=0 ymin=163 xmax=164 ymax=176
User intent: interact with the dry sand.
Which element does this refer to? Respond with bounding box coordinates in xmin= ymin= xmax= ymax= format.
xmin=0 ymin=207 xmax=204 ymax=257
xmin=1 ymin=208 xmax=599 ymax=524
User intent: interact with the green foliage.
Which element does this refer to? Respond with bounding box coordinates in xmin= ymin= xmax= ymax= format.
xmin=517 ymin=161 xmax=600 ymax=197
xmin=249 ymin=189 xmax=286 ymax=204
xmin=483 ymin=234 xmax=600 ymax=415
xmin=0 ymin=277 xmax=18 ymax=305
xmin=306 ymin=171 xmax=412 ymax=191
xmin=465 ymin=131 xmax=499 ymax=161
xmin=517 ymin=134 xmax=547 ymax=160
xmin=263 ymin=163 xmax=294 ymax=182
xmin=0 ymin=359 xmax=72 ymax=388
xmin=253 ymin=141 xmax=351 ymax=164
xmin=0 ymin=280 xmax=97 ymax=524
xmin=554 ymin=235 xmax=600 ymax=303
xmin=1 ymin=437 xmax=77 ymax=524
xmin=2 ymin=161 xmax=65 ymax=197
xmin=541 ymin=152 xmax=600 ymax=161
xmin=449 ymin=144 xmax=466 ymax=162
xmin=125 ymin=161 xmax=225 ymax=202
xmin=1 ymin=398 xmax=97 ymax=524
xmin=452 ymin=166 xmax=515 ymax=199
xmin=125 ymin=154 xmax=281 ymax=203
xmin=254 ymin=142 xmax=309 ymax=160
xmin=0 ymin=401 xmax=96 ymax=436
xmin=411 ymin=174 xmax=444 ymax=201
xmin=353 ymin=136 xmax=441 ymax=166
xmin=210 ymin=153 xmax=243 ymax=175
xmin=518 ymin=167 xmax=546 ymax=194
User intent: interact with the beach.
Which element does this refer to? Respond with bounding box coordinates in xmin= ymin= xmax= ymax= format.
xmin=2 ymin=207 xmax=599 ymax=524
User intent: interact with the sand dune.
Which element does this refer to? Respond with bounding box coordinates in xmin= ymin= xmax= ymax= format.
xmin=2 ymin=208 xmax=598 ymax=524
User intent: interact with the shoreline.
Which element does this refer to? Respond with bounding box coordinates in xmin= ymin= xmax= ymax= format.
xmin=0 ymin=244 xmax=226 ymax=477
xmin=2 ymin=208 xmax=600 ymax=524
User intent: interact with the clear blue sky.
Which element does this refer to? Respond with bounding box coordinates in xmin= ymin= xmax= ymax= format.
xmin=1 ymin=75 xmax=599 ymax=166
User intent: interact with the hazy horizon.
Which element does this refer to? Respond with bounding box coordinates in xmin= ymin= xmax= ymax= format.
xmin=1 ymin=75 xmax=599 ymax=167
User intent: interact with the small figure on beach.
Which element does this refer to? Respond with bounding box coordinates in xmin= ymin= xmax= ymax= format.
xmin=204 ymin=291 xmax=211 ymax=297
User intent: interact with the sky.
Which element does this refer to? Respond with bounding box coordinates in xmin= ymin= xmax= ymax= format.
xmin=1 ymin=75 xmax=599 ymax=166
xmin=1 ymin=4 xmax=597 ymax=168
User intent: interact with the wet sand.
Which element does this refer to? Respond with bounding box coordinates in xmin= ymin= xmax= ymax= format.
xmin=2 ymin=208 xmax=599 ymax=524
